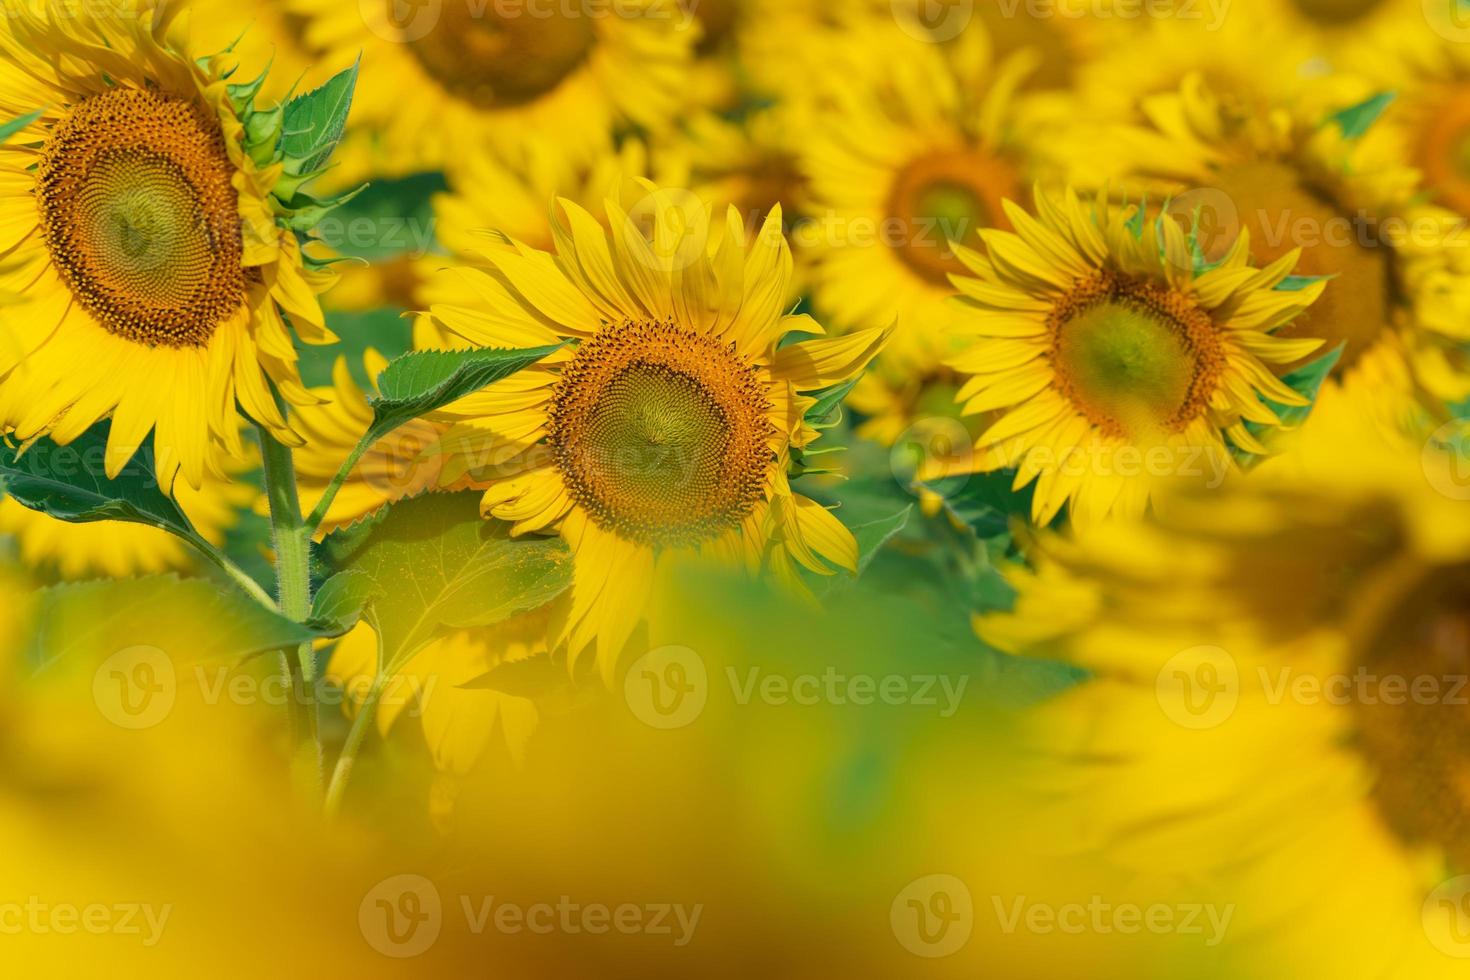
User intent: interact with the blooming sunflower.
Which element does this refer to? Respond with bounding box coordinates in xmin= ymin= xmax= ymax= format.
xmin=1096 ymin=73 xmax=1470 ymax=425
xmin=0 ymin=452 xmax=255 ymax=579
xmin=978 ymin=396 xmax=1470 ymax=979
xmin=0 ymin=2 xmax=338 ymax=491
xmin=1072 ymin=10 xmax=1319 ymax=131
xmin=943 ymin=185 xmax=1327 ymax=526
xmin=420 ymin=188 xmax=887 ymax=679
xmin=288 ymin=0 xmax=694 ymax=178
xmin=800 ymin=18 xmax=1077 ymax=446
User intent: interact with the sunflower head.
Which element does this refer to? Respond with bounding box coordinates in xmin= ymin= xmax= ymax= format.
xmin=0 ymin=2 xmax=352 ymax=490
xmin=944 ymin=185 xmax=1328 ymax=526
xmin=417 ymin=183 xmax=885 ymax=677
xmin=978 ymin=402 xmax=1470 ymax=974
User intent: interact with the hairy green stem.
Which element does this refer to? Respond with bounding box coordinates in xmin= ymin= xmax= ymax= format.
xmin=256 ymin=422 xmax=323 ymax=794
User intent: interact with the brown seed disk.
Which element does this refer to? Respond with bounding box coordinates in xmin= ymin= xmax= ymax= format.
xmin=548 ymin=320 xmax=775 ymax=548
xmin=37 ymin=87 xmax=246 ymax=349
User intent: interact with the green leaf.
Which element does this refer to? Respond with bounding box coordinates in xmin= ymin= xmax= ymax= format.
xmin=322 ymin=492 xmax=573 ymax=670
xmin=850 ymin=505 xmax=913 ymax=576
xmin=0 ymin=421 xmax=197 ymax=540
xmin=23 ymin=576 xmax=315 ymax=673
xmin=0 ymin=109 xmax=42 ymax=144
xmin=1329 ymin=92 xmax=1395 ymax=139
xmin=365 ymin=345 xmax=562 ymax=449
xmin=280 ymin=56 xmax=359 ymax=176
xmin=307 ymin=570 xmax=374 ymax=638
xmin=804 ymin=376 xmax=861 ymax=430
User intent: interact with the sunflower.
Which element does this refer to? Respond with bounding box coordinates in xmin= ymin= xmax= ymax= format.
xmin=1093 ymin=72 xmax=1470 ymax=425
xmin=942 ymin=185 xmax=1326 ymax=526
xmin=978 ymin=396 xmax=1470 ymax=979
xmin=0 ymin=451 xmax=255 ymax=579
xmin=1072 ymin=10 xmax=1320 ymax=131
xmin=0 ymin=2 xmax=338 ymax=492
xmin=799 ymin=20 xmax=1081 ymax=460
xmin=288 ymin=0 xmax=694 ymax=178
xmin=419 ymin=187 xmax=886 ymax=679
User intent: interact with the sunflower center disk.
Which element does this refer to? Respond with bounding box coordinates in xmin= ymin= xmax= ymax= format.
xmin=1050 ymin=275 xmax=1221 ymax=439
xmin=548 ymin=321 xmax=775 ymax=548
xmin=1213 ymin=163 xmax=1390 ymax=371
xmin=889 ymin=149 xmax=1018 ymax=285
xmin=37 ymin=88 xmax=246 ymax=349
xmin=1355 ymin=568 xmax=1470 ymax=871
xmin=403 ymin=3 xmax=595 ymax=108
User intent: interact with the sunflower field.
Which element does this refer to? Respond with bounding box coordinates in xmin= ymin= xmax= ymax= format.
xmin=1 ymin=0 xmax=1469 ymax=976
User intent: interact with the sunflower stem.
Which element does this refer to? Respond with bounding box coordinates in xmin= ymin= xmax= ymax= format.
xmin=185 ymin=533 xmax=278 ymax=611
xmin=303 ymin=439 xmax=371 ymax=537
xmin=324 ymin=672 xmax=386 ymax=819
xmin=256 ymin=422 xmax=324 ymax=796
